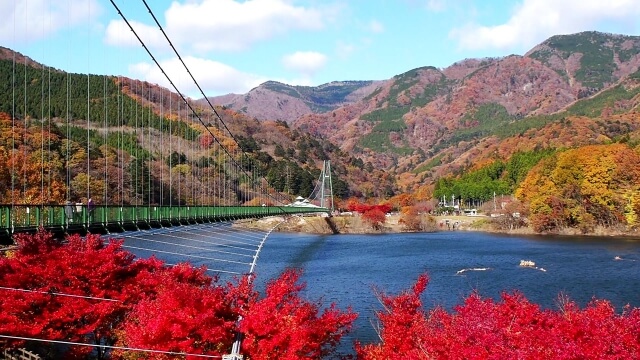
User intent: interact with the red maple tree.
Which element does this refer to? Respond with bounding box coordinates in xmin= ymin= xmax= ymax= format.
xmin=346 ymin=199 xmax=392 ymax=229
xmin=238 ymin=269 xmax=357 ymax=360
xmin=356 ymin=273 xmax=640 ymax=359
xmin=0 ymin=230 xmax=357 ymax=359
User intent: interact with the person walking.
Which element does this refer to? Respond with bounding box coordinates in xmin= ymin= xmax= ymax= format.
xmin=75 ymin=200 xmax=83 ymax=222
xmin=87 ymin=198 xmax=95 ymax=222
xmin=65 ymin=200 xmax=74 ymax=223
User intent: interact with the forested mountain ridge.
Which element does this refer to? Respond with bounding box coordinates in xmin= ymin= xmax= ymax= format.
xmin=0 ymin=51 xmax=394 ymax=205
xmin=2 ymin=30 xmax=640 ymax=219
xmin=287 ymin=31 xmax=640 ymax=192
xmin=205 ymin=79 xmax=384 ymax=123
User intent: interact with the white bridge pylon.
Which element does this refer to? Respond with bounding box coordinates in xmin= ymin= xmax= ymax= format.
xmin=318 ymin=160 xmax=334 ymax=212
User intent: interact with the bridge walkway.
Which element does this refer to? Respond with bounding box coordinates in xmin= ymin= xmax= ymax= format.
xmin=0 ymin=204 xmax=328 ymax=244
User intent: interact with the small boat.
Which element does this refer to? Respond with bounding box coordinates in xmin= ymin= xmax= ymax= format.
xmin=456 ymin=267 xmax=490 ymax=275
xmin=519 ymin=260 xmax=536 ymax=267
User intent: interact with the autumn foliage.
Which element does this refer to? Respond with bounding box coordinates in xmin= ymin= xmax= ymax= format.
xmin=0 ymin=230 xmax=356 ymax=359
xmin=346 ymin=199 xmax=392 ymax=229
xmin=238 ymin=269 xmax=357 ymax=359
xmin=516 ymin=144 xmax=640 ymax=232
xmin=356 ymin=274 xmax=640 ymax=359
xmin=2 ymin=231 xmax=640 ymax=359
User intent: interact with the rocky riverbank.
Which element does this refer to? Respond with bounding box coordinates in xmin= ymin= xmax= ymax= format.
xmin=236 ymin=213 xmax=482 ymax=234
xmin=236 ymin=213 xmax=640 ymax=238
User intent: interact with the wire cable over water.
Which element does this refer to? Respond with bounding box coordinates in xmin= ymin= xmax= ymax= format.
xmin=104 ymin=219 xmax=281 ymax=280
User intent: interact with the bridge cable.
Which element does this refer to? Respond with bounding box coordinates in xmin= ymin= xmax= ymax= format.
xmin=0 ymin=286 xmax=120 ymax=302
xmin=10 ymin=0 xmax=15 ymax=213
xmin=22 ymin=3 xmax=27 ymax=203
xmin=65 ymin=0 xmax=71 ymax=203
xmin=86 ymin=0 xmax=91 ymax=210
xmin=138 ymin=0 xmax=291 ymax=208
xmin=110 ymin=0 xmax=249 ymax=201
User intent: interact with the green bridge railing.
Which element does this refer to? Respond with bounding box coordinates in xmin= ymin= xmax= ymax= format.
xmin=0 ymin=204 xmax=329 ymax=242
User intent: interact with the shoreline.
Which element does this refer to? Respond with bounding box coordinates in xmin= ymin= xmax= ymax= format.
xmin=238 ymin=214 xmax=640 ymax=239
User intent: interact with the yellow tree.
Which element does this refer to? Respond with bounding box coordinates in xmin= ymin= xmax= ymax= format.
xmin=517 ymin=144 xmax=640 ymax=232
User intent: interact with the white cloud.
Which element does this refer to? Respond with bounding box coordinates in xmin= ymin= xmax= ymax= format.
xmin=426 ymin=0 xmax=446 ymax=12
xmin=104 ymin=19 xmax=168 ymax=50
xmin=163 ymin=0 xmax=327 ymax=53
xmin=368 ymin=19 xmax=385 ymax=34
xmin=335 ymin=41 xmax=356 ymax=59
xmin=0 ymin=0 xmax=100 ymax=43
xmin=450 ymin=0 xmax=640 ymax=51
xmin=282 ymin=51 xmax=328 ymax=76
xmin=129 ymin=56 xmax=267 ymax=97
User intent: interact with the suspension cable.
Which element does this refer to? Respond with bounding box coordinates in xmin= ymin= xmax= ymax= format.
xmin=22 ymin=2 xmax=27 ymax=202
xmin=86 ymin=0 xmax=91 ymax=207
xmin=0 ymin=286 xmax=120 ymax=302
xmin=40 ymin=19 xmax=45 ymax=207
xmin=11 ymin=0 xmax=16 ymax=211
xmin=65 ymin=0 xmax=71 ymax=203
xmin=111 ymin=0 xmax=287 ymax=208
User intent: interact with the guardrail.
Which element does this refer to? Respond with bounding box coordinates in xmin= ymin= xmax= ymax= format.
xmin=0 ymin=204 xmax=329 ymax=243
xmin=1 ymin=348 xmax=41 ymax=360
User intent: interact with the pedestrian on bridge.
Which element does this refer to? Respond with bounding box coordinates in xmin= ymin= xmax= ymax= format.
xmin=88 ymin=198 xmax=95 ymax=221
xmin=75 ymin=201 xmax=83 ymax=222
xmin=65 ymin=200 xmax=74 ymax=223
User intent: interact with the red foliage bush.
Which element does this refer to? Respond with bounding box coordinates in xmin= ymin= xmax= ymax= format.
xmin=0 ymin=230 xmax=168 ymax=359
xmin=239 ymin=269 xmax=357 ymax=360
xmin=0 ymin=230 xmax=356 ymax=360
xmin=4 ymin=230 xmax=639 ymax=360
xmin=346 ymin=200 xmax=392 ymax=229
xmin=356 ymin=274 xmax=640 ymax=359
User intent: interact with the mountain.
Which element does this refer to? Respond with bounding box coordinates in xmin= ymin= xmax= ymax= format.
xmin=0 ymin=49 xmax=397 ymax=205
xmin=0 ymin=46 xmax=50 ymax=70
xmin=3 ymin=31 xmax=640 ymax=204
xmin=287 ymin=31 xmax=640 ymax=191
xmin=205 ymin=80 xmax=383 ymax=123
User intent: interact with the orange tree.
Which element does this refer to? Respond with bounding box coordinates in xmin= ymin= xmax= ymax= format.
xmin=516 ymin=143 xmax=640 ymax=232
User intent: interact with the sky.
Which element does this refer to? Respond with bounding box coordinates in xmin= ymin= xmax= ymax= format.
xmin=1 ymin=0 xmax=640 ymax=98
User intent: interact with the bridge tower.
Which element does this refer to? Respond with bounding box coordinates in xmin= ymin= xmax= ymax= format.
xmin=319 ymin=160 xmax=334 ymax=212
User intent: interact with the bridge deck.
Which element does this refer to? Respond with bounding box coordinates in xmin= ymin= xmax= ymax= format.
xmin=0 ymin=204 xmax=328 ymax=243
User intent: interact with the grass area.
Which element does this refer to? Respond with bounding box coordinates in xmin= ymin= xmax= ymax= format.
xmin=359 ymin=117 xmax=412 ymax=155
xmin=566 ymin=83 xmax=640 ymax=117
xmin=361 ymin=106 xmax=409 ymax=122
xmin=413 ymin=154 xmax=444 ymax=174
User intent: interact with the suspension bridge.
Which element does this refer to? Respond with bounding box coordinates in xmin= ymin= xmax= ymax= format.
xmin=1 ymin=1 xmax=340 ymax=358
xmin=0 ymin=0 xmax=337 ymax=246
xmin=0 ymin=159 xmax=334 ymax=243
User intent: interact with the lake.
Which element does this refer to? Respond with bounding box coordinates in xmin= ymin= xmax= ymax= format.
xmin=120 ymin=227 xmax=640 ymax=352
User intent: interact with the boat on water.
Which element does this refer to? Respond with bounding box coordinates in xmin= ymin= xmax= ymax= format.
xmin=519 ymin=259 xmax=536 ymax=267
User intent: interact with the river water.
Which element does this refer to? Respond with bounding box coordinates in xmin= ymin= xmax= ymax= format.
xmin=121 ymin=228 xmax=640 ymax=352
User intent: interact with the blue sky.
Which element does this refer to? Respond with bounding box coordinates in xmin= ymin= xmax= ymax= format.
xmin=2 ymin=0 xmax=640 ymax=98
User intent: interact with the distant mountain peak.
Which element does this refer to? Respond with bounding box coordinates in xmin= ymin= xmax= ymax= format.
xmin=207 ymin=79 xmax=383 ymax=122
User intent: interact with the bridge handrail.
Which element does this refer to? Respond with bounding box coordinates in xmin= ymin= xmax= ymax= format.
xmin=0 ymin=204 xmax=329 ymax=239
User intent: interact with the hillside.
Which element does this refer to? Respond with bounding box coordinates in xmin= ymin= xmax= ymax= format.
xmin=2 ymin=31 xmax=640 ymax=209
xmin=287 ymin=31 xmax=640 ymax=192
xmin=206 ymin=80 xmax=383 ymax=123
xmin=0 ymin=51 xmax=397 ymax=205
